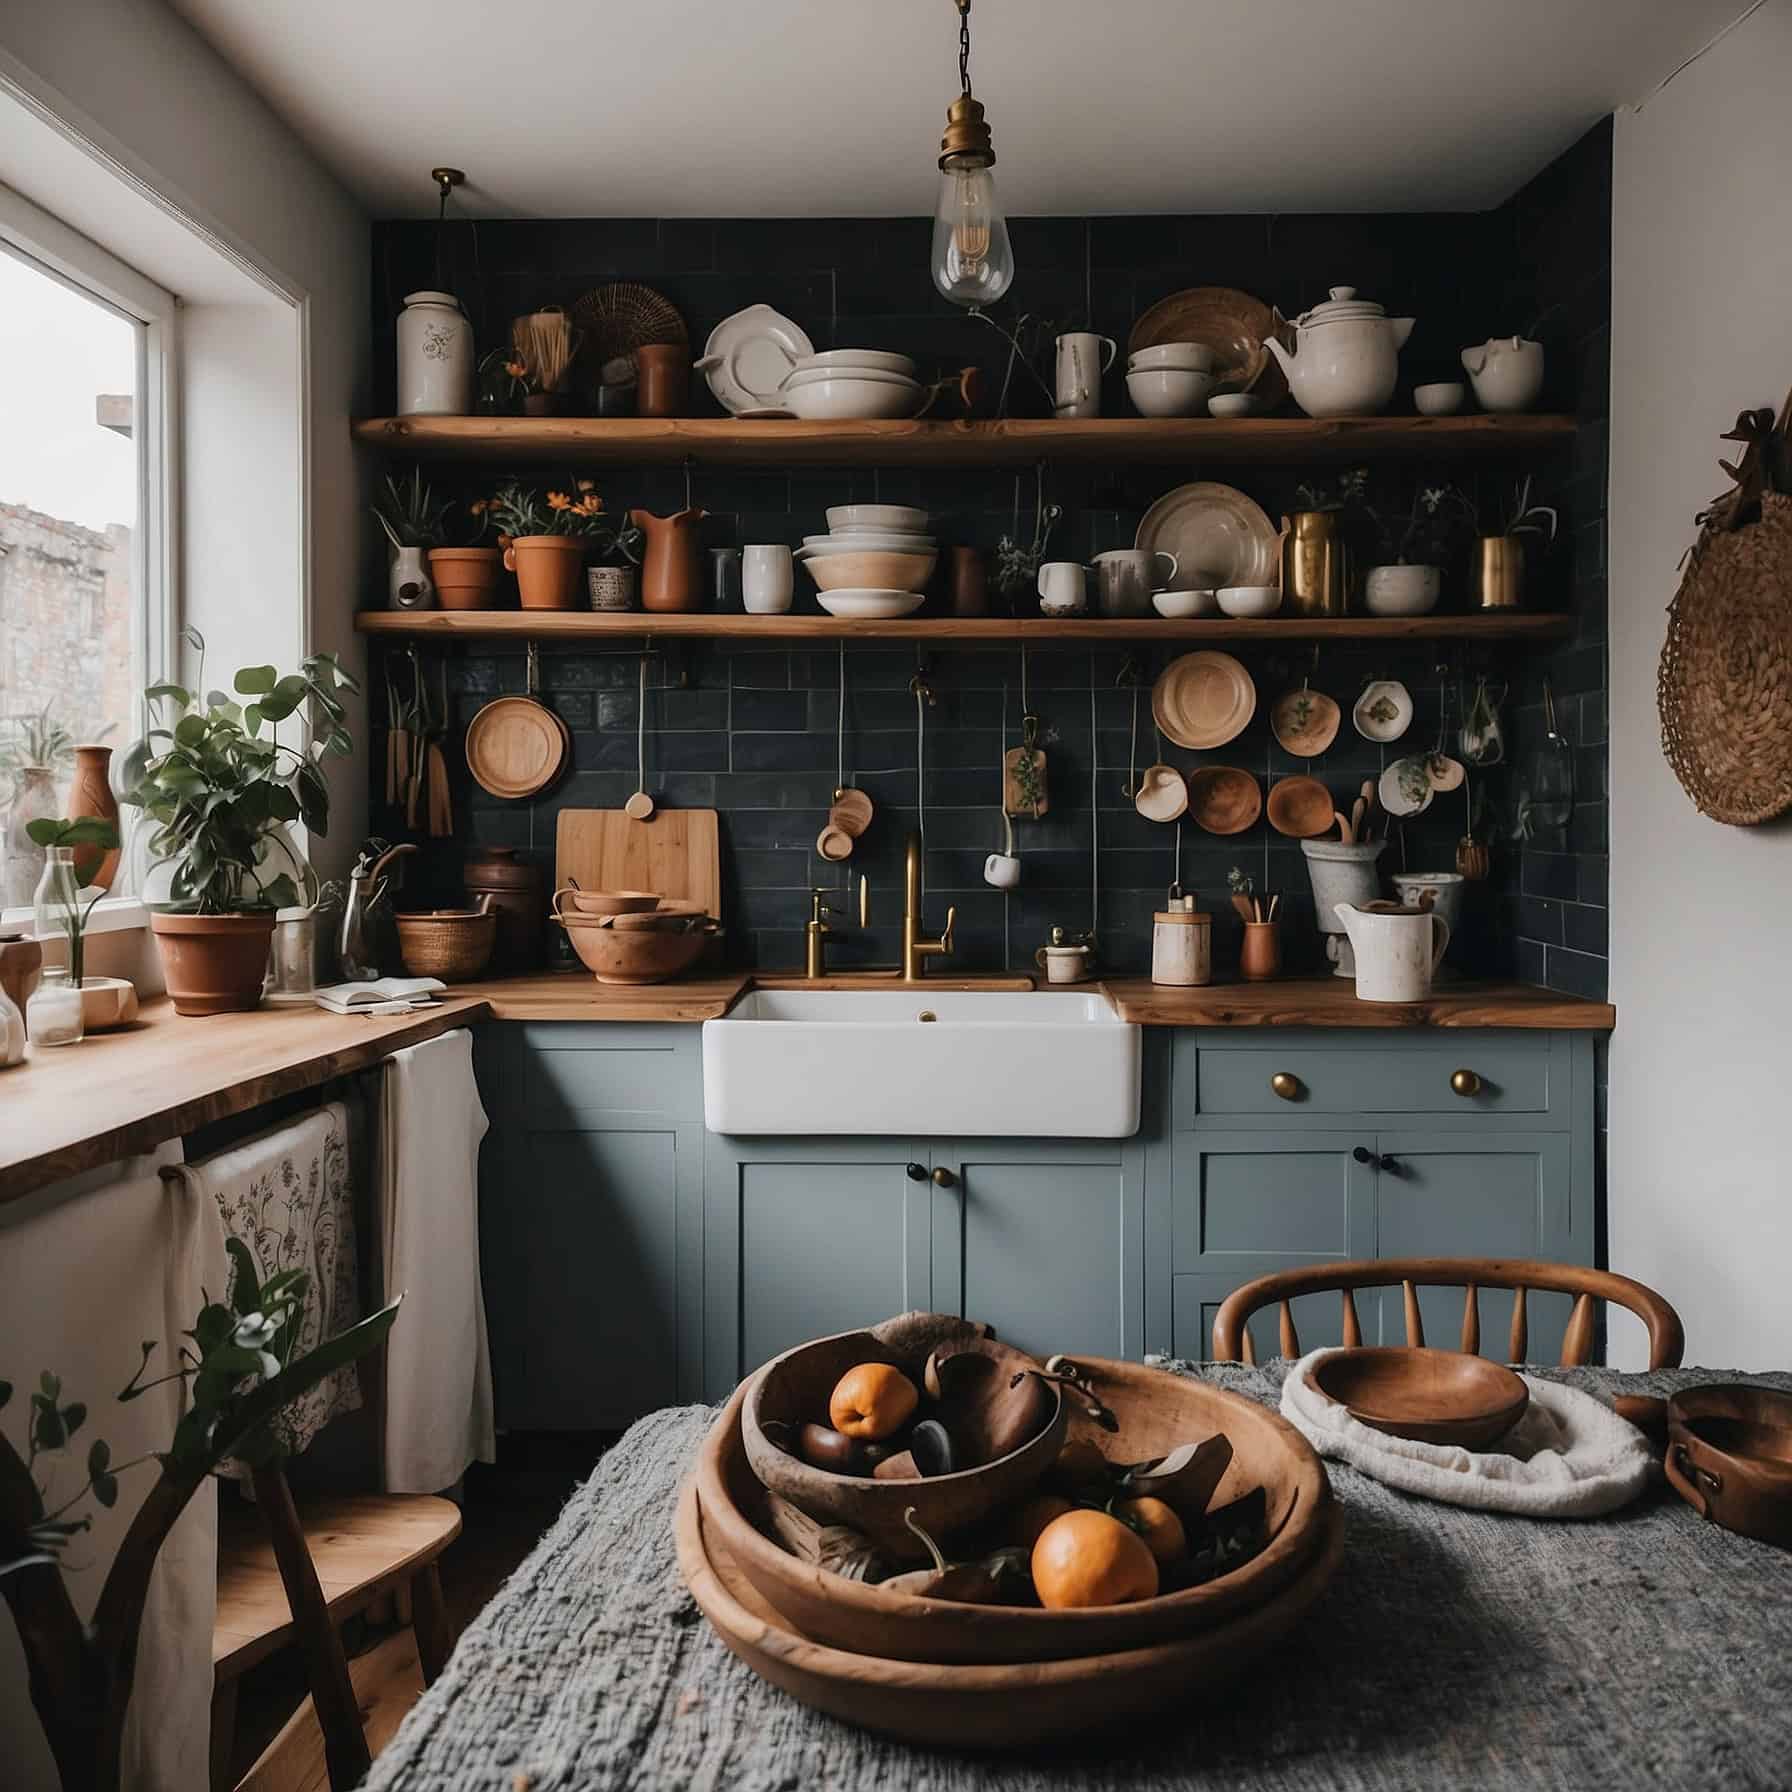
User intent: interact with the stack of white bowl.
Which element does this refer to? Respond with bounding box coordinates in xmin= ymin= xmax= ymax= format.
xmin=794 ymin=504 xmax=936 ymax=618
xmin=1125 ymin=341 xmax=1219 ymax=417
xmin=780 ymin=349 xmax=922 ymax=421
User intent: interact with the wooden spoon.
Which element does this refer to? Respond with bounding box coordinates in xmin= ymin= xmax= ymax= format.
xmin=1335 ymin=809 xmax=1354 ymax=843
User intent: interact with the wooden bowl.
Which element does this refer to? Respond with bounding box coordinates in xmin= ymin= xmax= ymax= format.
xmin=394 ymin=906 xmax=497 ymax=981
xmin=1667 ymin=1383 xmax=1792 ymax=1549
xmin=710 ymin=1351 xmax=1334 ymax=1662
xmin=740 ymin=1315 xmax=1065 ymax=1562
xmin=552 ymin=886 xmax=661 ymax=918
xmin=557 ymin=914 xmax=712 ymax=984
xmin=1266 ymin=775 xmax=1336 ymax=838
xmin=676 ymin=1468 xmax=1344 ymax=1746
xmin=1186 ymin=765 xmax=1262 ymax=835
xmin=1308 ymin=1347 xmax=1528 ymax=1450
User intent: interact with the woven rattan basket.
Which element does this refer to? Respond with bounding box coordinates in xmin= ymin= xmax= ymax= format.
xmin=1658 ymin=403 xmax=1792 ymax=825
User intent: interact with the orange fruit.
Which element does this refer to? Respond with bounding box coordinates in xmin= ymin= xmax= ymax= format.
xmin=1008 ymin=1492 xmax=1073 ymax=1550
xmin=827 ymin=1362 xmax=919 ymax=1441
xmin=1031 ymin=1509 xmax=1159 ymax=1608
xmin=1114 ymin=1495 xmax=1187 ymax=1565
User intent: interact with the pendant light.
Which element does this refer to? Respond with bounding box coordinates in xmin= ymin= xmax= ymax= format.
xmin=930 ymin=0 xmax=1014 ymax=309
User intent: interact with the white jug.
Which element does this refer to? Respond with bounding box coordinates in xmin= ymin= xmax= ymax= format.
xmin=1333 ymin=902 xmax=1450 ymax=1004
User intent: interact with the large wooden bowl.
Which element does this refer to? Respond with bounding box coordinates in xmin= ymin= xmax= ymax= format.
xmin=557 ymin=914 xmax=713 ymax=984
xmin=741 ymin=1315 xmax=1065 ymax=1561
xmin=1667 ymin=1383 xmax=1792 ymax=1549
xmin=1309 ymin=1346 xmax=1528 ymax=1450
xmin=712 ymin=1352 xmax=1334 ymax=1662
xmin=676 ymin=1470 xmax=1344 ymax=1747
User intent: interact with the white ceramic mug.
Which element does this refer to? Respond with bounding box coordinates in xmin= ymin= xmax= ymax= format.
xmin=1054 ymin=332 xmax=1118 ymax=419
xmin=983 ymin=852 xmax=1021 ymax=889
xmin=742 ymin=544 xmax=794 ymax=614
xmin=1035 ymin=943 xmax=1092 ymax=984
xmin=1091 ymin=548 xmax=1178 ymax=618
xmin=1037 ymin=561 xmax=1088 ymax=615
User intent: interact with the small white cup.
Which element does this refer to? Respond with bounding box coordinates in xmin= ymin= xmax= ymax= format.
xmin=983 ymin=852 xmax=1021 ymax=889
xmin=1037 ymin=560 xmax=1087 ymax=616
xmin=743 ymin=543 xmax=794 ymax=614
xmin=1035 ymin=943 xmax=1091 ymax=984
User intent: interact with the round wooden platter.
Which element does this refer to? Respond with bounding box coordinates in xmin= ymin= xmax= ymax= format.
xmin=707 ymin=1353 xmax=1335 ymax=1664
xmin=676 ymin=1470 xmax=1344 ymax=1749
xmin=465 ymin=695 xmax=568 ymax=799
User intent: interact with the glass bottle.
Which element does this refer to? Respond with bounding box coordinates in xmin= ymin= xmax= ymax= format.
xmin=33 ymin=848 xmax=85 ymax=984
xmin=27 ymin=970 xmax=83 ymax=1047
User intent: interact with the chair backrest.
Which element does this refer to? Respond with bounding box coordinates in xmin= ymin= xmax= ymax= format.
xmin=1209 ymin=1257 xmax=1685 ymax=1370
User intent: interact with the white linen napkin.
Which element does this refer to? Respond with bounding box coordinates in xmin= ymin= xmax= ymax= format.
xmin=1280 ymin=1346 xmax=1654 ymax=1517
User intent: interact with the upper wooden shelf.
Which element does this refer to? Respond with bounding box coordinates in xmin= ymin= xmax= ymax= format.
xmin=354 ymin=610 xmax=1573 ymax=644
xmin=350 ymin=414 xmax=1577 ymax=468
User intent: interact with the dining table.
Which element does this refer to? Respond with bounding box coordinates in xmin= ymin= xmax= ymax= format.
xmin=359 ymin=1361 xmax=1792 ymax=1791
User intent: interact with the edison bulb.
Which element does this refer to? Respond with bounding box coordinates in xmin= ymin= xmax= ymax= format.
xmin=931 ymin=160 xmax=1013 ymax=308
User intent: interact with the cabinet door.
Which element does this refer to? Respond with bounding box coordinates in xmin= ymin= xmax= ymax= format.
xmin=1370 ymin=1130 xmax=1576 ymax=1361
xmin=480 ymin=1117 xmax=699 ymax=1430
xmin=930 ymin=1139 xmax=1144 ymax=1362
xmin=702 ymin=1138 xmax=931 ymax=1398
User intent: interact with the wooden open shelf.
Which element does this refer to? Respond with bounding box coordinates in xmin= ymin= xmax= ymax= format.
xmin=351 ymin=414 xmax=1576 ymax=468
xmin=355 ymin=609 xmax=1573 ymax=644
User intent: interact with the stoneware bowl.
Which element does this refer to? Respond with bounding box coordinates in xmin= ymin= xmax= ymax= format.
xmin=1135 ymin=763 xmax=1189 ymax=823
xmin=802 ymin=549 xmax=937 ymax=594
xmin=1126 ymin=367 xmax=1217 ymax=417
xmin=1127 ymin=341 xmax=1219 ymax=374
xmin=77 ymin=975 xmax=139 ymax=1031
xmin=1363 ymin=564 xmax=1442 ymax=616
xmin=1207 ymin=392 xmax=1266 ymax=419
xmin=1413 ymin=381 xmax=1465 ymax=416
xmin=1270 ymin=687 xmax=1342 ymax=758
xmin=782 ymin=376 xmax=922 ymax=421
xmin=1308 ymin=1347 xmax=1528 ymax=1451
xmin=1217 ymin=584 xmax=1281 ymax=618
xmin=796 ymin=350 xmax=917 ymax=380
xmin=1152 ymin=587 xmax=1217 ymax=619
xmin=826 ymin=503 xmax=929 ymax=533
xmin=1353 ymin=679 xmax=1414 ymax=743
xmin=800 ymin=532 xmax=935 ymax=556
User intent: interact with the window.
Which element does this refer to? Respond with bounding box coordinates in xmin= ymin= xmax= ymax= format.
xmin=0 ymin=186 xmax=173 ymax=908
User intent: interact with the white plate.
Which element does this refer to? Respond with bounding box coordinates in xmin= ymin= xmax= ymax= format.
xmin=696 ymin=304 xmax=814 ymax=415
xmin=827 ymin=504 xmax=930 ymax=532
xmin=816 ymin=588 xmax=928 ymax=619
xmin=1380 ymin=756 xmax=1436 ymax=817
xmin=1353 ymin=680 xmax=1414 ymax=743
xmin=1136 ymin=482 xmax=1279 ymax=591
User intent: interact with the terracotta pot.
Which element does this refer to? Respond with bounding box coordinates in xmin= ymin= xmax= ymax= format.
xmin=64 ymin=744 xmax=122 ymax=888
xmin=150 ymin=911 xmax=278 ymax=1015
xmin=629 ymin=507 xmax=707 ymax=613
xmin=464 ymin=846 xmax=545 ymax=974
xmin=428 ymin=547 xmax=504 ymax=610
xmin=635 ymin=342 xmax=690 ymax=417
xmin=1239 ymin=920 xmax=1282 ymax=981
xmin=504 ymin=535 xmax=588 ymax=610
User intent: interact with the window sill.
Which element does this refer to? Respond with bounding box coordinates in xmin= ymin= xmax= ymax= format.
xmin=0 ymin=896 xmax=148 ymax=938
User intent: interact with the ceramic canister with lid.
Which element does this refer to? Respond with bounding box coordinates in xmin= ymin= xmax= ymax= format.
xmin=1152 ymin=896 xmax=1212 ymax=986
xmin=464 ymin=846 xmax=545 ymax=973
xmin=397 ymin=290 xmax=474 ymax=416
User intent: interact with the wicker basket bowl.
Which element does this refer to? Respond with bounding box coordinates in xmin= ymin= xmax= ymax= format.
xmin=395 ymin=902 xmax=497 ymax=981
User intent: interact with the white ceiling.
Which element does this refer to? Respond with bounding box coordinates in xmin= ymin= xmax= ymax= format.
xmin=170 ymin=0 xmax=1742 ymax=217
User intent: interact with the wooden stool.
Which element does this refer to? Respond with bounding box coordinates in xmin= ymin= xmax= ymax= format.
xmin=211 ymin=1467 xmax=462 ymax=1791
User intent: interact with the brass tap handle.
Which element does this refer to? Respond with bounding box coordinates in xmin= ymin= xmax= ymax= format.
xmin=809 ymin=888 xmax=833 ymax=927
xmin=1270 ymin=1072 xmax=1304 ymax=1102
xmin=940 ymin=903 xmax=957 ymax=953
xmin=1450 ymin=1068 xmax=1483 ymax=1098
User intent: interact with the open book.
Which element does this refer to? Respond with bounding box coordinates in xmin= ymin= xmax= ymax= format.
xmin=314 ymin=976 xmax=446 ymax=1014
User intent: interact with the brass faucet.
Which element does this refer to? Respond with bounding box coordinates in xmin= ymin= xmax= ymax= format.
xmin=805 ymin=877 xmax=868 ymax=979
xmin=901 ymin=831 xmax=955 ymax=981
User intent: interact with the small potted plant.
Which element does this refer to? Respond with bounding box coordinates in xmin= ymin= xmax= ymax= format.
xmin=427 ymin=495 xmax=505 ymax=610
xmin=488 ymin=478 xmax=626 ymax=611
xmin=119 ymin=628 xmax=358 ymax=1015
xmin=372 ymin=467 xmax=452 ymax=611
xmin=23 ymin=816 xmax=137 ymax=1038
xmin=1474 ymin=476 xmax=1559 ymax=610
xmin=1228 ymin=866 xmax=1282 ymax=981
xmin=1363 ymin=480 xmax=1476 ymax=615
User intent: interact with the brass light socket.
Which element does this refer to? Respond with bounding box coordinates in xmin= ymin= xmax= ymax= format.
xmin=939 ymin=94 xmax=996 ymax=168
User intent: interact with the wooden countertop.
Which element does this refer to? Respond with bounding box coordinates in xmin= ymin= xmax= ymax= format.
xmin=1098 ymin=976 xmax=1615 ymax=1029
xmin=474 ymin=972 xmax=750 ymax=1022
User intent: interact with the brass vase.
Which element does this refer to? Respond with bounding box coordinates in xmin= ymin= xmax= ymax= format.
xmin=1280 ymin=511 xmax=1350 ymax=618
xmin=1474 ymin=535 xmax=1524 ymax=609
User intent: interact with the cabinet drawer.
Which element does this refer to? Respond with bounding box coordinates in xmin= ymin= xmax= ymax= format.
xmin=1195 ymin=1037 xmax=1557 ymax=1119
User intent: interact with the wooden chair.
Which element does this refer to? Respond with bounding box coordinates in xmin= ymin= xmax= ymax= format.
xmin=1210 ymin=1257 xmax=1685 ymax=1371
xmin=211 ymin=1464 xmax=462 ymax=1792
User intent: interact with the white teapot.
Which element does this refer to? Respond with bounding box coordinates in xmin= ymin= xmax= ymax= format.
xmin=1461 ymin=336 xmax=1545 ymax=412
xmin=1266 ymin=287 xmax=1415 ymax=418
xmin=1333 ymin=901 xmax=1450 ymax=1004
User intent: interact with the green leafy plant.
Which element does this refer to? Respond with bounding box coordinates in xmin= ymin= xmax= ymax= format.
xmin=372 ymin=466 xmax=452 ymax=551
xmin=0 ymin=1245 xmax=398 ymax=1792
xmin=22 ymin=818 xmax=119 ymax=982
xmin=116 ymin=628 xmax=359 ymax=914
xmin=0 ymin=707 xmax=116 ymax=806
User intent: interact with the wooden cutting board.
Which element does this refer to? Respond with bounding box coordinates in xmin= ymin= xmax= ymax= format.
xmin=555 ymin=809 xmax=722 ymax=919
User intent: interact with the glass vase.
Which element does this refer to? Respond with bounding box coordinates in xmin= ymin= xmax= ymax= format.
xmin=27 ymin=969 xmax=83 ymax=1047
xmin=33 ymin=847 xmax=86 ymax=984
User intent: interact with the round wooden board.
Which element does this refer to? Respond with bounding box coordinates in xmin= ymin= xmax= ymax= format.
xmin=676 ymin=1473 xmax=1344 ymax=1748
xmin=1152 ymin=650 xmax=1257 ymax=749
xmin=465 ymin=696 xmax=567 ymax=799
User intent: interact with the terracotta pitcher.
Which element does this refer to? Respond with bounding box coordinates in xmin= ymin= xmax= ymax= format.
xmin=65 ymin=744 xmax=121 ymax=888
xmin=629 ymin=507 xmax=707 ymax=613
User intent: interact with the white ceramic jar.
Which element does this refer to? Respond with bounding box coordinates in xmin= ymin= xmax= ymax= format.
xmin=1461 ymin=336 xmax=1544 ymax=413
xmin=1151 ymin=902 xmax=1212 ymax=986
xmin=397 ymin=290 xmax=473 ymax=416
xmin=0 ymin=982 xmax=24 ymax=1068
xmin=388 ymin=545 xmax=436 ymax=610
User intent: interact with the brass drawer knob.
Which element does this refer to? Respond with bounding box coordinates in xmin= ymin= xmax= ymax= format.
xmin=932 ymin=1166 xmax=958 ymax=1188
xmin=1270 ymin=1072 xmax=1303 ymax=1102
xmin=1450 ymin=1068 xmax=1483 ymax=1098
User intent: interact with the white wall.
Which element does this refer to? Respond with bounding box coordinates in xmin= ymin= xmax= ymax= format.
xmin=1608 ymin=0 xmax=1792 ymax=1370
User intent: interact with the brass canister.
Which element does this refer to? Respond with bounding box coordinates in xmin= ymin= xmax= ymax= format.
xmin=1474 ymin=535 xmax=1525 ymax=609
xmin=1280 ymin=511 xmax=1350 ymax=618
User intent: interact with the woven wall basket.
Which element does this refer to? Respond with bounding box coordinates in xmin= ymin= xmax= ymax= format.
xmin=1659 ymin=489 xmax=1792 ymax=825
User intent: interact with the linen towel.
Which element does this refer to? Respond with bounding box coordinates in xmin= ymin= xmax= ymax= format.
xmin=378 ymin=1028 xmax=495 ymax=1493
xmin=0 ymin=1141 xmax=228 ymax=1792
xmin=173 ymin=1102 xmax=363 ymax=1467
xmin=1280 ymin=1345 xmax=1654 ymax=1517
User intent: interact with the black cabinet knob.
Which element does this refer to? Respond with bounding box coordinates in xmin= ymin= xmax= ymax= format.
xmin=905 ymin=1161 xmax=928 ymax=1182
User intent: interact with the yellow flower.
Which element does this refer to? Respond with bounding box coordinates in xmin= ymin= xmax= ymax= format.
xmin=576 ymin=494 xmax=604 ymax=516
xmin=547 ymin=491 xmax=571 ymax=511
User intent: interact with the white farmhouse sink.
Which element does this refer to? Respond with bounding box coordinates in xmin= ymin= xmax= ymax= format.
xmin=702 ymin=989 xmax=1141 ymax=1137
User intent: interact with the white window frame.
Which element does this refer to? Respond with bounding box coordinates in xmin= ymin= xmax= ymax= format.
xmin=0 ymin=180 xmax=178 ymax=931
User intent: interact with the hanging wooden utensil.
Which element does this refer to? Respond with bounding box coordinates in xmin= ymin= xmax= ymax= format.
xmin=1004 ymin=712 xmax=1049 ymax=819
xmin=627 ymin=654 xmax=656 ymax=821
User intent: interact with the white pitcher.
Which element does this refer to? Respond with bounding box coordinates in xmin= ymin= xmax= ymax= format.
xmin=1333 ymin=902 xmax=1450 ymax=1003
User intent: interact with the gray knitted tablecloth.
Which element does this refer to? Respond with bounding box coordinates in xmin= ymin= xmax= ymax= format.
xmin=363 ymin=1364 xmax=1792 ymax=1792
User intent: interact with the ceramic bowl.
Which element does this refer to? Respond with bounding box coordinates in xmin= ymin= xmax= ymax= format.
xmin=815 ymin=589 xmax=927 ymax=620
xmin=801 ymin=531 xmax=935 ymax=556
xmin=782 ymin=363 xmax=919 ymax=392
xmin=1413 ymin=381 xmax=1465 ymax=416
xmin=1151 ymin=588 xmax=1217 ymax=619
xmin=1126 ymin=367 xmax=1217 ymax=417
xmin=77 ymin=975 xmax=139 ymax=1031
xmin=826 ymin=503 xmax=929 ymax=533
xmin=1363 ymin=564 xmax=1442 ymax=615
xmin=1127 ymin=341 xmax=1219 ymax=374
xmin=1353 ymin=679 xmax=1414 ymax=743
xmin=795 ymin=350 xmax=917 ymax=379
xmin=802 ymin=549 xmax=937 ymax=593
xmin=1379 ymin=755 xmax=1437 ymax=818
xmin=1217 ymin=584 xmax=1281 ymax=618
xmin=1206 ymin=392 xmax=1265 ymax=419
xmin=1186 ymin=765 xmax=1262 ymax=835
xmin=1266 ymin=775 xmax=1336 ymax=839
xmin=783 ymin=377 xmax=922 ymax=421
xmin=1134 ymin=764 xmax=1189 ymax=822
xmin=1269 ymin=687 xmax=1342 ymax=758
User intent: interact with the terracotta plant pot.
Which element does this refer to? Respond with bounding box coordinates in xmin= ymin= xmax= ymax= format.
xmin=1239 ymin=920 xmax=1282 ymax=981
xmin=428 ymin=547 xmax=504 ymax=611
xmin=151 ymin=911 xmax=278 ymax=1015
xmin=504 ymin=535 xmax=588 ymax=610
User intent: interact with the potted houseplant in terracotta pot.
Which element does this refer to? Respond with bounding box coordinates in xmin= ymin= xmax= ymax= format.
xmin=119 ymin=628 xmax=358 ymax=1015
xmin=427 ymin=493 xmax=505 ymax=610
xmin=490 ymin=478 xmax=627 ymax=611
xmin=372 ymin=466 xmax=451 ymax=611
